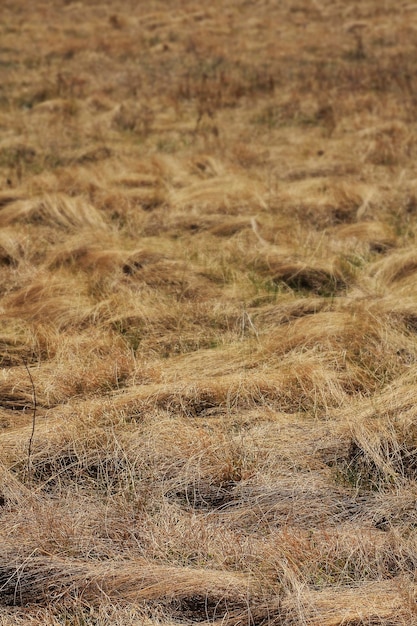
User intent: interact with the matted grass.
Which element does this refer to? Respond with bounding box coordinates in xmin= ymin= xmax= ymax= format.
xmin=2 ymin=0 xmax=417 ymax=624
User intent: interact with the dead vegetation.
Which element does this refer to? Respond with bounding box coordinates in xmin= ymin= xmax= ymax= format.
xmin=2 ymin=0 xmax=417 ymax=624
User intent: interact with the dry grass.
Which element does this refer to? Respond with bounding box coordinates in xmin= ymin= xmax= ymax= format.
xmin=2 ymin=0 xmax=417 ymax=624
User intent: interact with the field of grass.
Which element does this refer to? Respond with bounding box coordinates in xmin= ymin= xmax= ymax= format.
xmin=2 ymin=0 xmax=417 ymax=624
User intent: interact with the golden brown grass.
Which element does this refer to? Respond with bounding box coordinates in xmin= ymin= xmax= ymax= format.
xmin=3 ymin=0 xmax=417 ymax=624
